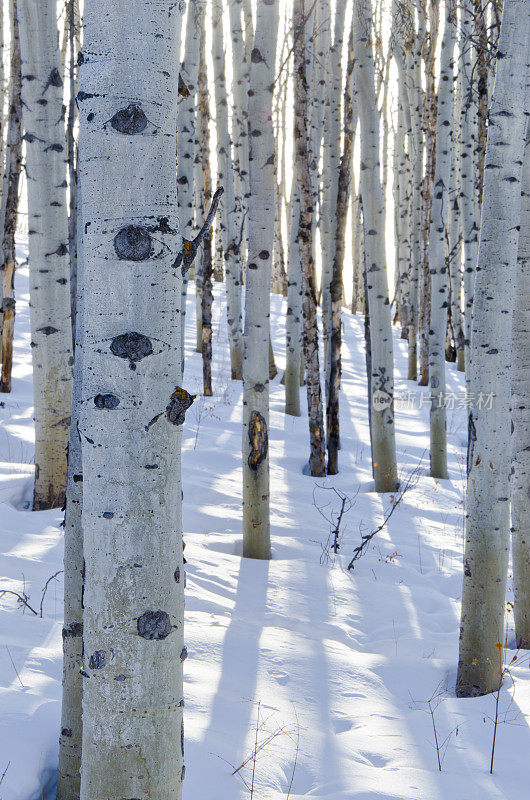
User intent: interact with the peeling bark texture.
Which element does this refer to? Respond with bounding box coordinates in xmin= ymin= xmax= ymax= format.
xmin=327 ymin=32 xmax=356 ymax=476
xmin=18 ymin=0 xmax=74 ymax=510
xmin=294 ymin=0 xmax=326 ymax=478
xmin=178 ymin=0 xmax=204 ymax=369
xmin=512 ymin=122 xmax=530 ymax=649
xmin=212 ymin=0 xmax=243 ymax=380
xmin=0 ymin=0 xmax=23 ymax=395
xmin=57 ymin=166 xmax=85 ymax=800
xmin=242 ymin=0 xmax=279 ymax=560
xmin=457 ymin=0 xmax=529 ymax=698
xmin=285 ymin=185 xmax=302 ymax=416
xmin=354 ymin=0 xmax=398 ymax=493
xmin=428 ymin=1 xmax=455 ymax=479
xmin=77 ymin=2 xmax=186 ymax=797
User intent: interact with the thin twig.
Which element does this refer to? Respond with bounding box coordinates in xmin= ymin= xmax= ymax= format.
xmin=40 ymin=571 xmax=63 ymax=618
xmin=0 ymin=589 xmax=38 ymax=616
xmin=5 ymin=646 xmax=24 ymax=689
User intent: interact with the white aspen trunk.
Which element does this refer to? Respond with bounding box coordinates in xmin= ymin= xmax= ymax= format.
xmin=0 ymin=0 xmax=23 ymax=394
xmin=407 ymin=27 xmax=424 ymax=381
xmin=178 ymin=0 xmax=204 ymax=369
xmin=460 ymin=0 xmax=479 ymax=369
xmin=212 ymin=0 xmax=243 ymax=380
xmin=18 ymin=0 xmax=73 ymax=510
xmin=457 ymin=0 xmax=529 ymax=697
xmin=512 ymin=121 xmax=530 ymax=649
xmin=447 ymin=59 xmax=464 ymax=371
xmin=56 ymin=174 xmax=84 ymax=800
xmin=353 ymin=0 xmax=398 ymax=493
xmin=321 ymin=0 xmax=347 ymax=367
xmin=351 ymin=178 xmax=364 ymax=315
xmin=394 ymin=87 xmax=412 ymax=338
xmin=229 ymin=0 xmax=250 ymax=257
xmin=242 ymin=0 xmax=279 ymax=560
xmin=285 ymin=185 xmax=302 ymax=416
xmin=194 ymin=17 xmax=208 ymax=355
xmin=428 ymin=0 xmax=455 ymax=480
xmin=77 ymin=2 xmax=187 ymax=797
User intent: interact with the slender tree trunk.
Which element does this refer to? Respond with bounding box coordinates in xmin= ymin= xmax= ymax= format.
xmin=212 ymin=0 xmax=243 ymax=380
xmin=56 ymin=171 xmax=85 ymax=800
xmin=512 ymin=121 xmax=530 ymax=649
xmin=77 ymin=1 xmax=187 ymax=796
xmin=198 ymin=24 xmax=212 ymax=397
xmin=0 ymin=0 xmax=22 ymax=394
xmin=194 ymin=16 xmax=208 ymax=354
xmin=327 ymin=32 xmax=355 ymax=476
xmin=178 ymin=0 xmax=204 ymax=369
xmin=294 ymin=0 xmax=326 ymax=478
xmin=354 ymin=0 xmax=398 ymax=493
xmin=18 ymin=0 xmax=73 ymax=510
xmin=66 ymin=0 xmax=78 ymax=346
xmin=456 ymin=0 xmax=529 ymax=697
xmin=285 ymin=185 xmax=302 ymax=416
xmin=242 ymin=0 xmax=279 ymax=559
xmin=460 ymin=0 xmax=479 ymax=369
xmin=428 ymin=0 xmax=455 ymax=480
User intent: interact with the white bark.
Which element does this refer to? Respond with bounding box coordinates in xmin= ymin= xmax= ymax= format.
xmin=459 ymin=0 xmax=479 ymax=369
xmin=428 ymin=1 xmax=455 ymax=479
xmin=447 ymin=62 xmax=464 ymax=370
xmin=457 ymin=0 xmax=529 ymax=697
xmin=18 ymin=0 xmax=73 ymax=510
xmin=512 ymin=121 xmax=530 ymax=649
xmin=178 ymin=0 xmax=204 ymax=368
xmin=242 ymin=0 xmax=279 ymax=559
xmin=353 ymin=0 xmax=398 ymax=493
xmin=77 ymin=1 xmax=187 ymax=796
xmin=285 ymin=184 xmax=302 ymax=416
xmin=213 ymin=0 xmax=243 ymax=380
xmin=229 ymin=0 xmax=250 ymax=253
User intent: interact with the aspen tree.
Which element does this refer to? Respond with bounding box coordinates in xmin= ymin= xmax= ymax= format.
xmin=294 ymin=0 xmax=326 ymax=478
xmin=229 ymin=0 xmax=250 ymax=267
xmin=212 ymin=0 xmax=243 ymax=380
xmin=18 ymin=0 xmax=73 ymax=510
xmin=242 ymin=0 xmax=279 ymax=559
xmin=178 ymin=0 xmax=204 ymax=368
xmin=428 ymin=0 xmax=455 ymax=479
xmin=457 ymin=0 xmax=529 ymax=697
xmin=285 ymin=185 xmax=303 ymax=416
xmin=353 ymin=0 xmax=398 ymax=493
xmin=512 ymin=121 xmax=530 ymax=649
xmin=77 ymin=2 xmax=187 ymax=796
xmin=327 ymin=32 xmax=356 ymax=475
xmin=0 ymin=0 xmax=22 ymax=394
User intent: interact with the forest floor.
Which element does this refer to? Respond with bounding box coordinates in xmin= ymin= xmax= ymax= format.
xmin=0 ymin=250 xmax=528 ymax=800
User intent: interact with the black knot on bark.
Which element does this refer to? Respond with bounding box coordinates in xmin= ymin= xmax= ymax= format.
xmin=110 ymin=332 xmax=153 ymax=369
xmin=94 ymin=393 xmax=120 ymax=410
xmin=110 ymin=103 xmax=148 ymax=134
xmin=251 ymin=48 xmax=263 ymax=63
xmin=88 ymin=650 xmax=106 ymax=669
xmin=137 ymin=609 xmax=172 ymax=640
xmin=248 ymin=411 xmax=268 ymax=471
xmin=113 ymin=225 xmax=153 ymax=261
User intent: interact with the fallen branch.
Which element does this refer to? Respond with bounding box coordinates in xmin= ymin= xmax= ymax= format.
xmin=176 ymin=187 xmax=224 ymax=276
xmin=347 ymin=461 xmax=422 ymax=570
xmin=0 ymin=589 xmax=38 ymax=615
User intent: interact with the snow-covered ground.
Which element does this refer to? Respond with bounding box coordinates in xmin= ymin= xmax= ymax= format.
xmin=0 ymin=250 xmax=528 ymax=800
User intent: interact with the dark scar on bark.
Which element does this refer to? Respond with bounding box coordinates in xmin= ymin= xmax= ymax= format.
xmin=137 ymin=609 xmax=173 ymax=640
xmin=145 ymin=386 xmax=196 ymax=431
xmin=43 ymin=68 xmax=62 ymax=93
xmin=113 ymin=225 xmax=153 ymax=261
xmin=94 ymin=393 xmax=120 ymax=409
xmin=248 ymin=411 xmax=268 ymax=471
xmin=110 ymin=332 xmax=153 ymax=370
xmin=88 ymin=650 xmax=106 ymax=669
xmin=109 ymin=104 xmax=148 ymax=134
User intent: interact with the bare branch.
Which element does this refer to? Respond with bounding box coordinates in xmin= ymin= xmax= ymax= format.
xmin=176 ymin=187 xmax=224 ymax=276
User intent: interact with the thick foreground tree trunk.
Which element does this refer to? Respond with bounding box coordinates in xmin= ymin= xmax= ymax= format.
xmin=18 ymin=0 xmax=73 ymax=510
xmin=77 ymin=2 xmax=186 ymax=797
xmin=512 ymin=122 xmax=530 ymax=649
xmin=457 ymin=0 xmax=529 ymax=697
xmin=242 ymin=0 xmax=279 ymax=559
